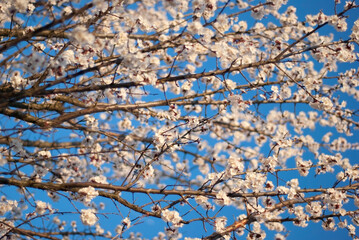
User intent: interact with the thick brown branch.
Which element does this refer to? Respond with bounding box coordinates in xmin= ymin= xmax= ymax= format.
xmin=0 ymin=137 xmax=82 ymax=149
xmin=0 ymin=177 xmax=357 ymax=199
xmin=4 ymin=226 xmax=61 ymax=240
xmin=0 ymin=107 xmax=50 ymax=127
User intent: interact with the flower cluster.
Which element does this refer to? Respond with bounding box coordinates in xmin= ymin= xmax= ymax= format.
xmin=71 ymin=26 xmax=95 ymax=46
xmin=195 ymin=195 xmax=214 ymax=210
xmin=316 ymin=153 xmax=342 ymax=174
xmin=161 ymin=209 xmax=183 ymax=227
xmin=78 ymin=186 xmax=99 ymax=206
xmin=35 ymin=201 xmax=52 ymax=215
xmin=80 ymin=209 xmax=97 ymax=226
xmin=0 ymin=199 xmax=18 ymax=216
xmin=351 ymin=19 xmax=359 ymax=42
xmin=116 ymin=217 xmax=131 ymax=234
xmin=214 ymin=216 xmax=227 ymax=233
xmin=323 ymin=188 xmax=348 ymax=215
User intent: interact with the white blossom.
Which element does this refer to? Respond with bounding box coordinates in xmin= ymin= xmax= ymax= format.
xmin=78 ymin=186 xmax=99 ymax=205
xmin=322 ymin=217 xmax=336 ymax=231
xmin=0 ymin=200 xmax=18 ymax=216
xmin=245 ymin=172 xmax=266 ymax=192
xmin=215 ymin=190 xmax=232 ymax=206
xmin=71 ymin=26 xmax=95 ymax=46
xmin=306 ymin=202 xmax=323 ymax=218
xmin=351 ymin=19 xmax=359 ymax=42
xmin=323 ymin=188 xmax=347 ymax=213
xmin=35 ymin=201 xmax=51 ymax=215
xmin=214 ymin=216 xmax=227 ymax=232
xmin=143 ymin=165 xmax=154 ymax=179
xmin=161 ymin=209 xmax=183 ymax=227
xmin=89 ymin=176 xmax=108 ymax=184
xmin=80 ymin=209 xmax=97 ymax=226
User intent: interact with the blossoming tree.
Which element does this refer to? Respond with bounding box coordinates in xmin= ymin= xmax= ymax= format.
xmin=0 ymin=0 xmax=358 ymax=239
